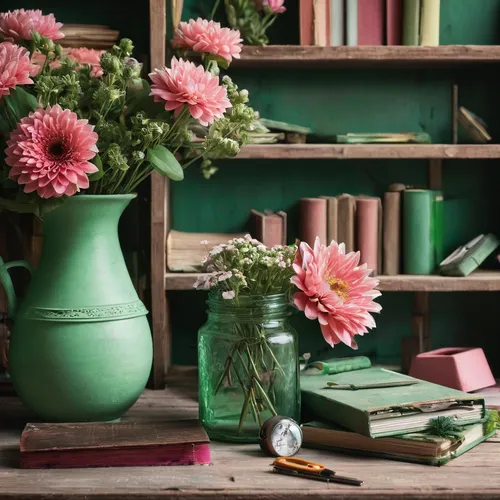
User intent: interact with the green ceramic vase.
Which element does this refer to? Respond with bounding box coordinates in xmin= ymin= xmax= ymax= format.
xmin=0 ymin=195 xmax=152 ymax=422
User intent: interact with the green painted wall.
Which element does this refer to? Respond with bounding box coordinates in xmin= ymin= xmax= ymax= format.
xmin=170 ymin=0 xmax=500 ymax=372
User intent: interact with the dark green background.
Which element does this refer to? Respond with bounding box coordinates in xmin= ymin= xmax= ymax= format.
xmin=2 ymin=0 xmax=500 ymax=373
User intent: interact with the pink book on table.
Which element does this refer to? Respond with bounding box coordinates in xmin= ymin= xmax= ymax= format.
xmin=356 ymin=197 xmax=380 ymax=275
xmin=386 ymin=0 xmax=403 ymax=45
xmin=357 ymin=0 xmax=384 ymax=45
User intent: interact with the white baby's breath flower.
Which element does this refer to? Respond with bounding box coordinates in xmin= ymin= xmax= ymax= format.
xmin=218 ymin=271 xmax=233 ymax=282
xmin=257 ymin=244 xmax=266 ymax=252
xmin=193 ymin=274 xmax=212 ymax=290
xmin=278 ymin=261 xmax=287 ymax=268
xmin=210 ymin=245 xmax=225 ymax=256
xmin=222 ymin=290 xmax=236 ymax=300
xmin=250 ymin=238 xmax=261 ymax=246
xmin=244 ymin=234 xmax=253 ymax=241
xmin=200 ymin=240 xmax=209 ymax=245
xmin=201 ymin=255 xmax=208 ymax=264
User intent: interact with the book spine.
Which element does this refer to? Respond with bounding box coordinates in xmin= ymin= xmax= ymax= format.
xmin=356 ymin=198 xmax=380 ymax=275
xmin=346 ymin=0 xmax=358 ymax=46
xmin=337 ymin=195 xmax=356 ymax=253
xmin=386 ymin=0 xmax=403 ymax=45
xmin=330 ymin=0 xmax=345 ymax=45
xmin=357 ymin=0 xmax=384 ymax=45
xmin=432 ymin=190 xmax=444 ymax=265
xmin=326 ymin=198 xmax=338 ymax=244
xmin=383 ymin=191 xmax=401 ymax=275
xmin=403 ymin=0 xmax=420 ymax=46
xmin=419 ymin=0 xmax=440 ymax=46
xmin=403 ymin=190 xmax=434 ymax=274
xmin=299 ymin=198 xmax=328 ymax=246
xmin=313 ymin=0 xmax=328 ymax=46
xmin=300 ymin=0 xmax=314 ymax=45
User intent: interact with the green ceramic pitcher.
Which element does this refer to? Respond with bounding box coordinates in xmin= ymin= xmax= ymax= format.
xmin=0 ymin=195 xmax=152 ymax=422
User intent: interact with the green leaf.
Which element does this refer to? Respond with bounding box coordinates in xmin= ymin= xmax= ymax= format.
xmin=88 ymin=154 xmax=105 ymax=181
xmin=147 ymin=145 xmax=184 ymax=181
xmin=4 ymin=88 xmax=38 ymax=123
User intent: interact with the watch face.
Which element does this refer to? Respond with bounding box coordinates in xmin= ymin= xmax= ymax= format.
xmin=270 ymin=419 xmax=302 ymax=456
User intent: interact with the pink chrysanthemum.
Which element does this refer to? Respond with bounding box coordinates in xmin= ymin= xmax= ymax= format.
xmin=68 ymin=48 xmax=104 ymax=78
xmin=5 ymin=105 xmax=98 ymax=199
xmin=263 ymin=0 xmax=287 ymax=13
xmin=292 ymin=238 xmax=382 ymax=349
xmin=172 ymin=18 xmax=242 ymax=63
xmin=149 ymin=57 xmax=231 ymax=126
xmin=0 ymin=9 xmax=64 ymax=42
xmin=0 ymin=42 xmax=37 ymax=97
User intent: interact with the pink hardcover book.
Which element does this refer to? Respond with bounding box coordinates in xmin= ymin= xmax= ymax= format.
xmin=300 ymin=0 xmax=314 ymax=45
xmin=20 ymin=420 xmax=211 ymax=469
xmin=299 ymin=198 xmax=327 ymax=246
xmin=386 ymin=0 xmax=403 ymax=45
xmin=356 ymin=197 xmax=380 ymax=274
xmin=357 ymin=0 xmax=384 ymax=45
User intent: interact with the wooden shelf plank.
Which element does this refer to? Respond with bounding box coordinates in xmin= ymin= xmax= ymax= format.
xmin=232 ymin=45 xmax=500 ymax=67
xmin=165 ymin=270 xmax=500 ymax=292
xmin=234 ymin=144 xmax=500 ymax=160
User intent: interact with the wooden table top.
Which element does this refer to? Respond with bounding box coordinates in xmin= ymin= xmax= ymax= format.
xmin=1 ymin=370 xmax=500 ymax=500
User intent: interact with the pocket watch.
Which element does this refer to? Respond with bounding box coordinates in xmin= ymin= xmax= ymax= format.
xmin=259 ymin=415 xmax=303 ymax=457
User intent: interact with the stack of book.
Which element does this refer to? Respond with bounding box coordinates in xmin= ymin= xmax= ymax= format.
xmin=60 ymin=24 xmax=120 ymax=50
xmin=298 ymin=194 xmax=382 ymax=275
xmin=298 ymin=186 xmax=444 ymax=277
xmin=299 ymin=0 xmax=440 ymax=47
xmin=300 ymin=358 xmax=495 ymax=466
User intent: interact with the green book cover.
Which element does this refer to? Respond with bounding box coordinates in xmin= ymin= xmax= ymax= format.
xmin=300 ymin=367 xmax=485 ymax=438
xmin=301 ymin=356 xmax=372 ymax=376
xmin=302 ymin=420 xmax=495 ymax=466
xmin=433 ymin=190 xmax=444 ymax=266
xmin=403 ymin=0 xmax=421 ymax=45
xmin=403 ymin=189 xmax=435 ymax=274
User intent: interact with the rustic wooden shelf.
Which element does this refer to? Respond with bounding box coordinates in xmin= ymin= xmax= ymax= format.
xmin=165 ymin=270 xmax=500 ymax=292
xmin=232 ymin=45 xmax=500 ymax=67
xmin=234 ymin=144 xmax=500 ymax=160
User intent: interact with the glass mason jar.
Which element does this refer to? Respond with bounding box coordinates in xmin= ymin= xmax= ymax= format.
xmin=198 ymin=293 xmax=300 ymax=443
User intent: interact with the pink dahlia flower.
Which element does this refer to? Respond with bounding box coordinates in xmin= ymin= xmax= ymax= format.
xmin=0 ymin=42 xmax=37 ymax=97
xmin=68 ymin=48 xmax=104 ymax=78
xmin=292 ymin=238 xmax=382 ymax=349
xmin=172 ymin=18 xmax=242 ymax=63
xmin=5 ymin=105 xmax=98 ymax=199
xmin=0 ymin=9 xmax=64 ymax=42
xmin=263 ymin=0 xmax=287 ymax=13
xmin=149 ymin=57 xmax=231 ymax=126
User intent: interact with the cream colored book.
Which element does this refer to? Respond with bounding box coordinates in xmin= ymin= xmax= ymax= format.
xmin=166 ymin=230 xmax=246 ymax=272
xmin=419 ymin=0 xmax=440 ymax=46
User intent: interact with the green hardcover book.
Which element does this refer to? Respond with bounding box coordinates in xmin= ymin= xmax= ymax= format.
xmin=301 ymin=356 xmax=372 ymax=376
xmin=403 ymin=0 xmax=420 ymax=46
xmin=403 ymin=189 xmax=435 ymax=274
xmin=300 ymin=367 xmax=485 ymax=438
xmin=432 ymin=190 xmax=444 ymax=266
xmin=335 ymin=132 xmax=431 ymax=144
xmin=301 ymin=419 xmax=495 ymax=466
xmin=439 ymin=234 xmax=499 ymax=277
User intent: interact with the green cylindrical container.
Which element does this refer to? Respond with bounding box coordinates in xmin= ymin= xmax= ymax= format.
xmin=403 ymin=189 xmax=435 ymax=275
xmin=0 ymin=195 xmax=152 ymax=422
xmin=198 ymin=293 xmax=300 ymax=443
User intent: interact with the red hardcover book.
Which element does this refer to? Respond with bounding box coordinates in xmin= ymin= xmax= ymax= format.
xmin=356 ymin=196 xmax=381 ymax=275
xmin=251 ymin=209 xmax=284 ymax=247
xmin=299 ymin=198 xmax=327 ymax=246
xmin=20 ymin=420 xmax=211 ymax=469
xmin=357 ymin=0 xmax=384 ymax=45
xmin=300 ymin=0 xmax=314 ymax=45
xmin=386 ymin=0 xmax=403 ymax=45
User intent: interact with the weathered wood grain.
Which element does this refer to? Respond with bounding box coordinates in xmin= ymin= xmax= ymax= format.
xmin=0 ymin=382 xmax=499 ymax=500
xmin=165 ymin=270 xmax=500 ymax=292
xmin=234 ymin=144 xmax=500 ymax=160
xmin=231 ymin=45 xmax=500 ymax=68
xmin=149 ymin=0 xmax=170 ymax=389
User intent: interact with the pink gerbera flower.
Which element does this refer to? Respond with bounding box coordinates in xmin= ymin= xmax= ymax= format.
xmin=263 ymin=0 xmax=287 ymax=13
xmin=172 ymin=18 xmax=242 ymax=63
xmin=0 ymin=42 xmax=37 ymax=97
xmin=68 ymin=48 xmax=104 ymax=78
xmin=0 ymin=9 xmax=64 ymax=42
xmin=292 ymin=238 xmax=382 ymax=349
xmin=149 ymin=57 xmax=231 ymax=126
xmin=5 ymin=105 xmax=98 ymax=199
